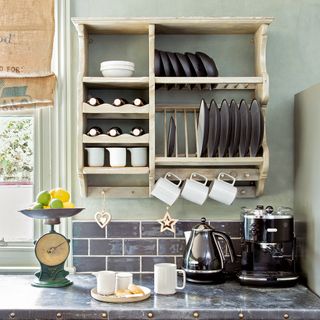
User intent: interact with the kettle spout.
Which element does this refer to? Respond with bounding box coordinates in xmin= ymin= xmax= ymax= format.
xmin=184 ymin=231 xmax=191 ymax=244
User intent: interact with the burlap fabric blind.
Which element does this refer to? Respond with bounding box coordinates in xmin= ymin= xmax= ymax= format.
xmin=0 ymin=0 xmax=56 ymax=111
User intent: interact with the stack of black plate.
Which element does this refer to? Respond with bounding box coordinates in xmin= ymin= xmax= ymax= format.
xmin=198 ymin=98 xmax=264 ymax=158
xmin=155 ymin=50 xmax=218 ymax=90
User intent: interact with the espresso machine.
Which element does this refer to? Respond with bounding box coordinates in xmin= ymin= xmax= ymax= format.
xmin=237 ymin=205 xmax=299 ymax=286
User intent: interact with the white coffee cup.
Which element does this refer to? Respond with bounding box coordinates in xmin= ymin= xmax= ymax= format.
xmin=208 ymin=172 xmax=237 ymax=205
xmin=151 ymin=172 xmax=182 ymax=206
xmin=128 ymin=147 xmax=147 ymax=167
xmin=92 ymin=270 xmax=116 ymax=295
xmin=106 ymin=147 xmax=126 ymax=167
xmin=154 ymin=263 xmax=186 ymax=295
xmin=116 ymin=272 xmax=133 ymax=290
xmin=85 ymin=147 xmax=105 ymax=167
xmin=180 ymin=172 xmax=209 ymax=205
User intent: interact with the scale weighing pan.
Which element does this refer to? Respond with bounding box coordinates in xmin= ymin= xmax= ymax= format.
xmin=20 ymin=208 xmax=85 ymax=225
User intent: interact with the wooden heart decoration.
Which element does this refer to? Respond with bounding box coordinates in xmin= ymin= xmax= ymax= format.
xmin=95 ymin=210 xmax=111 ymax=229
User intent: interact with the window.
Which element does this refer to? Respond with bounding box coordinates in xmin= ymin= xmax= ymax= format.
xmin=0 ymin=116 xmax=34 ymax=242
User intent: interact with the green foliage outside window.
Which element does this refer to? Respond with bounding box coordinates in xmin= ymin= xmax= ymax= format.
xmin=0 ymin=118 xmax=33 ymax=182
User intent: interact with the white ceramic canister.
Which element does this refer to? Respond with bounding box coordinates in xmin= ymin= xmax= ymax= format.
xmin=85 ymin=147 xmax=105 ymax=167
xmin=128 ymin=147 xmax=147 ymax=167
xmin=106 ymin=147 xmax=126 ymax=167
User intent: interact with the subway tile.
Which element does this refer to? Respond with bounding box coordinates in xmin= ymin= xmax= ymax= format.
xmin=158 ymin=239 xmax=186 ymax=255
xmin=73 ymin=221 xmax=105 ymax=238
xmin=210 ymin=221 xmax=241 ymax=237
xmin=72 ymin=239 xmax=88 ymax=255
xmin=231 ymin=238 xmax=241 ymax=256
xmin=90 ymin=239 xmax=122 ymax=255
xmin=73 ymin=257 xmax=106 ymax=272
xmin=176 ymin=256 xmax=184 ymax=269
xmin=141 ymin=221 xmax=174 ymax=238
xmin=107 ymin=221 xmax=140 ymax=238
xmin=124 ymin=239 xmax=157 ymax=255
xmin=107 ymin=257 xmax=140 ymax=272
xmin=175 ymin=221 xmax=197 ymax=237
xmin=141 ymin=256 xmax=175 ymax=272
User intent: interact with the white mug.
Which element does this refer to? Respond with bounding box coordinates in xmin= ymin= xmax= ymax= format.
xmin=106 ymin=147 xmax=126 ymax=167
xmin=151 ymin=172 xmax=182 ymax=206
xmin=181 ymin=173 xmax=209 ymax=205
xmin=128 ymin=147 xmax=147 ymax=167
xmin=116 ymin=272 xmax=133 ymax=290
xmin=208 ymin=172 xmax=237 ymax=205
xmin=85 ymin=147 xmax=105 ymax=167
xmin=92 ymin=270 xmax=116 ymax=295
xmin=154 ymin=263 xmax=186 ymax=295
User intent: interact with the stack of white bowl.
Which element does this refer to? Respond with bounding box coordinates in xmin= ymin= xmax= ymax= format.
xmin=100 ymin=60 xmax=135 ymax=77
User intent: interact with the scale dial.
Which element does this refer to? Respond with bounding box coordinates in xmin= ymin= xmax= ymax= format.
xmin=35 ymin=232 xmax=70 ymax=267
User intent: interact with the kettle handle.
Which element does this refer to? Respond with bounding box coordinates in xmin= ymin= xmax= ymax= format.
xmin=213 ymin=230 xmax=236 ymax=263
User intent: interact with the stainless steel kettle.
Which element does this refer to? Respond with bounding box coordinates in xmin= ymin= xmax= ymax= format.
xmin=182 ymin=217 xmax=236 ymax=283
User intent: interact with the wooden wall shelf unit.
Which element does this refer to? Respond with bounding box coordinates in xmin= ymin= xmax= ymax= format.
xmin=73 ymin=17 xmax=272 ymax=198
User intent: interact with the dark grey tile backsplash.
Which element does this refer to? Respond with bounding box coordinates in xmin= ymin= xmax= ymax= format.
xmin=72 ymin=220 xmax=241 ymax=273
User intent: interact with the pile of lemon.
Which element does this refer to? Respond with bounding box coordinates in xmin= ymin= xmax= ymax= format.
xmin=31 ymin=188 xmax=75 ymax=210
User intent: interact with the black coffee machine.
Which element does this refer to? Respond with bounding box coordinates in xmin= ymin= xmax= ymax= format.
xmin=237 ymin=205 xmax=299 ymax=286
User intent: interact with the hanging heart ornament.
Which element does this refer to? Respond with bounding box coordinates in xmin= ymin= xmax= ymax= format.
xmin=95 ymin=210 xmax=111 ymax=229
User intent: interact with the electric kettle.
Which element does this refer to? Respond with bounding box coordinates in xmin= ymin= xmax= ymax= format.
xmin=182 ymin=217 xmax=236 ymax=283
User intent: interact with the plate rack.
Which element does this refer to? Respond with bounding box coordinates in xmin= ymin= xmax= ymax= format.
xmin=72 ymin=17 xmax=272 ymax=198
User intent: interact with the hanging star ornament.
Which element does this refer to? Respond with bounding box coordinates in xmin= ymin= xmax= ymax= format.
xmin=157 ymin=207 xmax=179 ymax=233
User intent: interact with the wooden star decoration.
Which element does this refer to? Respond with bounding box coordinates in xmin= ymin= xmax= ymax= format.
xmin=157 ymin=207 xmax=178 ymax=233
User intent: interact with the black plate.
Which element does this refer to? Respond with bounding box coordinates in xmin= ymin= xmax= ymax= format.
xmin=208 ymin=99 xmax=221 ymax=157
xmin=228 ymin=99 xmax=241 ymax=157
xmin=167 ymin=52 xmax=185 ymax=77
xmin=195 ymin=51 xmax=219 ymax=77
xmin=176 ymin=52 xmax=193 ymax=77
xmin=249 ymin=99 xmax=263 ymax=157
xmin=159 ymin=51 xmax=174 ymax=77
xmin=167 ymin=116 xmax=176 ymax=157
xmin=185 ymin=52 xmax=206 ymax=77
xmin=159 ymin=51 xmax=174 ymax=90
xmin=218 ymin=99 xmax=231 ymax=157
xmin=197 ymin=99 xmax=209 ymax=157
xmin=155 ymin=49 xmax=164 ymax=76
xmin=239 ymin=99 xmax=252 ymax=157
xmin=185 ymin=52 xmax=206 ymax=90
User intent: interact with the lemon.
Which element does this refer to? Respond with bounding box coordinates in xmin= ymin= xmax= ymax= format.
xmin=49 ymin=189 xmax=56 ymax=198
xmin=36 ymin=191 xmax=51 ymax=206
xmin=43 ymin=206 xmax=50 ymax=209
xmin=53 ymin=188 xmax=70 ymax=203
xmin=32 ymin=202 xmax=43 ymax=210
xmin=63 ymin=202 xmax=75 ymax=208
xmin=49 ymin=198 xmax=64 ymax=209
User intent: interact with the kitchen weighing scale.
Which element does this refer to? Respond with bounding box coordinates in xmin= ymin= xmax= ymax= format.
xmin=20 ymin=208 xmax=84 ymax=288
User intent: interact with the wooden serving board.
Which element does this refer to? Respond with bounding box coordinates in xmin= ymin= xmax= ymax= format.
xmin=91 ymin=286 xmax=151 ymax=303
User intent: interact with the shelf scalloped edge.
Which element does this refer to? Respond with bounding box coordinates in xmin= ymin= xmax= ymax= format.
xmin=83 ymin=102 xmax=150 ymax=114
xmin=83 ymin=167 xmax=149 ymax=175
xmin=83 ymin=133 xmax=149 ymax=144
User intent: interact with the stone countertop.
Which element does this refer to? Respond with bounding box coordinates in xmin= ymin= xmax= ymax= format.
xmin=0 ymin=275 xmax=320 ymax=320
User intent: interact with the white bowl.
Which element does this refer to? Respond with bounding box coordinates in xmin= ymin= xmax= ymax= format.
xmin=100 ymin=60 xmax=135 ymax=68
xmin=101 ymin=68 xmax=134 ymax=77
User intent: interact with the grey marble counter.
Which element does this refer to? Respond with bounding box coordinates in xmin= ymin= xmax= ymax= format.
xmin=0 ymin=274 xmax=320 ymax=320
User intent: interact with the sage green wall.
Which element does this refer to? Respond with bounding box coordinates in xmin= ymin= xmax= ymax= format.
xmin=294 ymin=84 xmax=320 ymax=295
xmin=70 ymin=0 xmax=320 ymax=220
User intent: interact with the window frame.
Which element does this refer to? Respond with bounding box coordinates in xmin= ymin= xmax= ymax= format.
xmin=0 ymin=0 xmax=72 ymax=273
